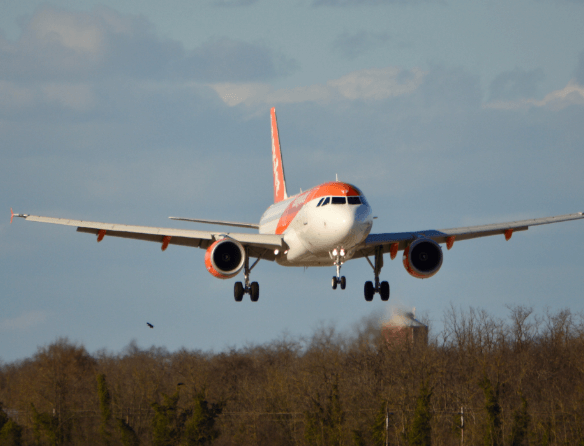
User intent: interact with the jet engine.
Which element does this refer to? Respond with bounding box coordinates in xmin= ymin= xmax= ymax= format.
xmin=205 ymin=238 xmax=246 ymax=279
xmin=403 ymin=238 xmax=443 ymax=279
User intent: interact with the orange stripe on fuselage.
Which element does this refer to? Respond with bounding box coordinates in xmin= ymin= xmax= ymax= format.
xmin=275 ymin=181 xmax=362 ymax=234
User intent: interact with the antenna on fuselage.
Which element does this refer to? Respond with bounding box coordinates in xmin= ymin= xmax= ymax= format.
xmin=336 ymin=173 xmax=338 ymax=181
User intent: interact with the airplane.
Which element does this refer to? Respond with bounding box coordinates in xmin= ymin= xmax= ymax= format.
xmin=12 ymin=108 xmax=584 ymax=302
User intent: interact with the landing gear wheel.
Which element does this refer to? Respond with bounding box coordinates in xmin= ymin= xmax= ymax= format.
xmin=234 ymin=282 xmax=244 ymax=302
xmin=380 ymin=281 xmax=390 ymax=301
xmin=250 ymin=282 xmax=259 ymax=302
xmin=340 ymin=276 xmax=346 ymax=290
xmin=332 ymin=276 xmax=338 ymax=290
xmin=364 ymin=281 xmax=374 ymax=302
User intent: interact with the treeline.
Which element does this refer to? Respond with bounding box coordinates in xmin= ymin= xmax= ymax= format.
xmin=2 ymin=306 xmax=584 ymax=446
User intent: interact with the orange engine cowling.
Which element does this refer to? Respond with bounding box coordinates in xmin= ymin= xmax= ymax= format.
xmin=403 ymin=238 xmax=443 ymax=279
xmin=205 ymin=238 xmax=246 ymax=279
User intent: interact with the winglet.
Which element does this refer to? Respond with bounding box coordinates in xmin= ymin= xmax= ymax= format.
xmin=270 ymin=107 xmax=288 ymax=203
xmin=10 ymin=210 xmax=28 ymax=223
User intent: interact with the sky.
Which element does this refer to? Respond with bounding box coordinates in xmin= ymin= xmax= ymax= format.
xmin=1 ymin=0 xmax=584 ymax=363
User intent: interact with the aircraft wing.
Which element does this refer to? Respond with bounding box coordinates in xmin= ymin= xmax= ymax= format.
xmin=12 ymin=213 xmax=283 ymax=261
xmin=354 ymin=212 xmax=584 ymax=259
xmin=168 ymin=216 xmax=260 ymax=229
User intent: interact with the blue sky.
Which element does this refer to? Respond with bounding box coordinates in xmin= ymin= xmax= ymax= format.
xmin=1 ymin=0 xmax=583 ymax=363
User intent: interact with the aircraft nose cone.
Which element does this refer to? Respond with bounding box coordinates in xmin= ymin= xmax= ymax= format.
xmin=331 ymin=206 xmax=354 ymax=230
xmin=328 ymin=206 xmax=366 ymax=244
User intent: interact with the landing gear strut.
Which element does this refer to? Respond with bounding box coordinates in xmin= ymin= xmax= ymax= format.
xmin=364 ymin=245 xmax=390 ymax=302
xmin=234 ymin=248 xmax=260 ymax=302
xmin=331 ymin=248 xmax=346 ymax=290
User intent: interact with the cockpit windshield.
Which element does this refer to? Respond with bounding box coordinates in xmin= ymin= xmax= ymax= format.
xmin=317 ymin=196 xmax=363 ymax=206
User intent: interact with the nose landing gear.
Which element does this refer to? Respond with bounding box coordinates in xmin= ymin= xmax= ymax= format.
xmin=331 ymin=248 xmax=346 ymax=290
xmin=364 ymin=245 xmax=390 ymax=302
xmin=332 ymin=275 xmax=346 ymax=290
xmin=234 ymin=248 xmax=260 ymax=302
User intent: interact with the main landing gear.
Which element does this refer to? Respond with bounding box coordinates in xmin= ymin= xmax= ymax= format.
xmin=364 ymin=245 xmax=390 ymax=302
xmin=331 ymin=248 xmax=346 ymax=290
xmin=234 ymin=248 xmax=260 ymax=302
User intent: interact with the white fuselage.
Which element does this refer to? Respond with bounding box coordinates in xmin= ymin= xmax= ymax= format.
xmin=259 ymin=183 xmax=373 ymax=266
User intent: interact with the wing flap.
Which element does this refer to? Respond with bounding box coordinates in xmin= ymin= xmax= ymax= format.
xmin=76 ymin=227 xmax=209 ymax=249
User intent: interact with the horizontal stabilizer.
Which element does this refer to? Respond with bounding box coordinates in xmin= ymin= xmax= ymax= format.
xmin=169 ymin=216 xmax=260 ymax=229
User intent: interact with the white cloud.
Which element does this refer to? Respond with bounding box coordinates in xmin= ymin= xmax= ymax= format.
xmin=0 ymin=6 xmax=291 ymax=84
xmin=179 ymin=38 xmax=297 ymax=82
xmin=329 ymin=67 xmax=425 ymax=99
xmin=210 ymin=67 xmax=426 ymax=106
xmin=485 ymin=80 xmax=584 ymax=111
xmin=209 ymin=82 xmax=272 ymax=106
xmin=28 ymin=8 xmax=107 ymax=55
xmin=0 ymin=310 xmax=50 ymax=332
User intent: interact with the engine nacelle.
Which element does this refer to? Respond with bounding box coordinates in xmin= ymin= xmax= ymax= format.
xmin=205 ymin=238 xmax=245 ymax=279
xmin=403 ymin=238 xmax=443 ymax=279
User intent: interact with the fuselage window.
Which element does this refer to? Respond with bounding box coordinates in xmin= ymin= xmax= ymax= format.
xmin=331 ymin=197 xmax=346 ymax=205
xmin=347 ymin=196 xmax=361 ymax=205
xmin=321 ymin=197 xmax=330 ymax=206
xmin=316 ymin=197 xmax=325 ymax=207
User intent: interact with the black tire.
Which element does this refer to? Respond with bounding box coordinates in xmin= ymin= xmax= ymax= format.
xmin=250 ymin=282 xmax=259 ymax=302
xmin=364 ymin=281 xmax=374 ymax=302
xmin=380 ymin=281 xmax=390 ymax=301
xmin=332 ymin=276 xmax=338 ymax=290
xmin=340 ymin=276 xmax=346 ymax=290
xmin=234 ymin=282 xmax=244 ymax=302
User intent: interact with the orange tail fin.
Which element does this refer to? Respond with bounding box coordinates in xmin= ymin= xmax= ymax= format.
xmin=270 ymin=107 xmax=288 ymax=203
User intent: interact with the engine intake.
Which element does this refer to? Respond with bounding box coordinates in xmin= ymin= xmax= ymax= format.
xmin=205 ymin=238 xmax=246 ymax=279
xmin=403 ymin=238 xmax=443 ymax=279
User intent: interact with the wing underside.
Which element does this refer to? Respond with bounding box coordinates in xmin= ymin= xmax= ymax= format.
xmin=355 ymin=212 xmax=584 ymax=259
xmin=14 ymin=214 xmax=282 ymax=261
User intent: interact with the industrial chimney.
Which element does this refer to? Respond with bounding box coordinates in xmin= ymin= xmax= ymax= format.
xmin=382 ymin=308 xmax=428 ymax=347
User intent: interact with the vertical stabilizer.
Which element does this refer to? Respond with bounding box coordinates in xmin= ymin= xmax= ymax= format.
xmin=270 ymin=107 xmax=288 ymax=203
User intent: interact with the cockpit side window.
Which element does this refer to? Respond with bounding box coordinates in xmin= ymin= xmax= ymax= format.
xmin=360 ymin=196 xmax=369 ymax=207
xmin=331 ymin=197 xmax=346 ymax=204
xmin=321 ymin=197 xmax=330 ymax=206
xmin=347 ymin=196 xmax=361 ymax=205
xmin=316 ymin=197 xmax=325 ymax=207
